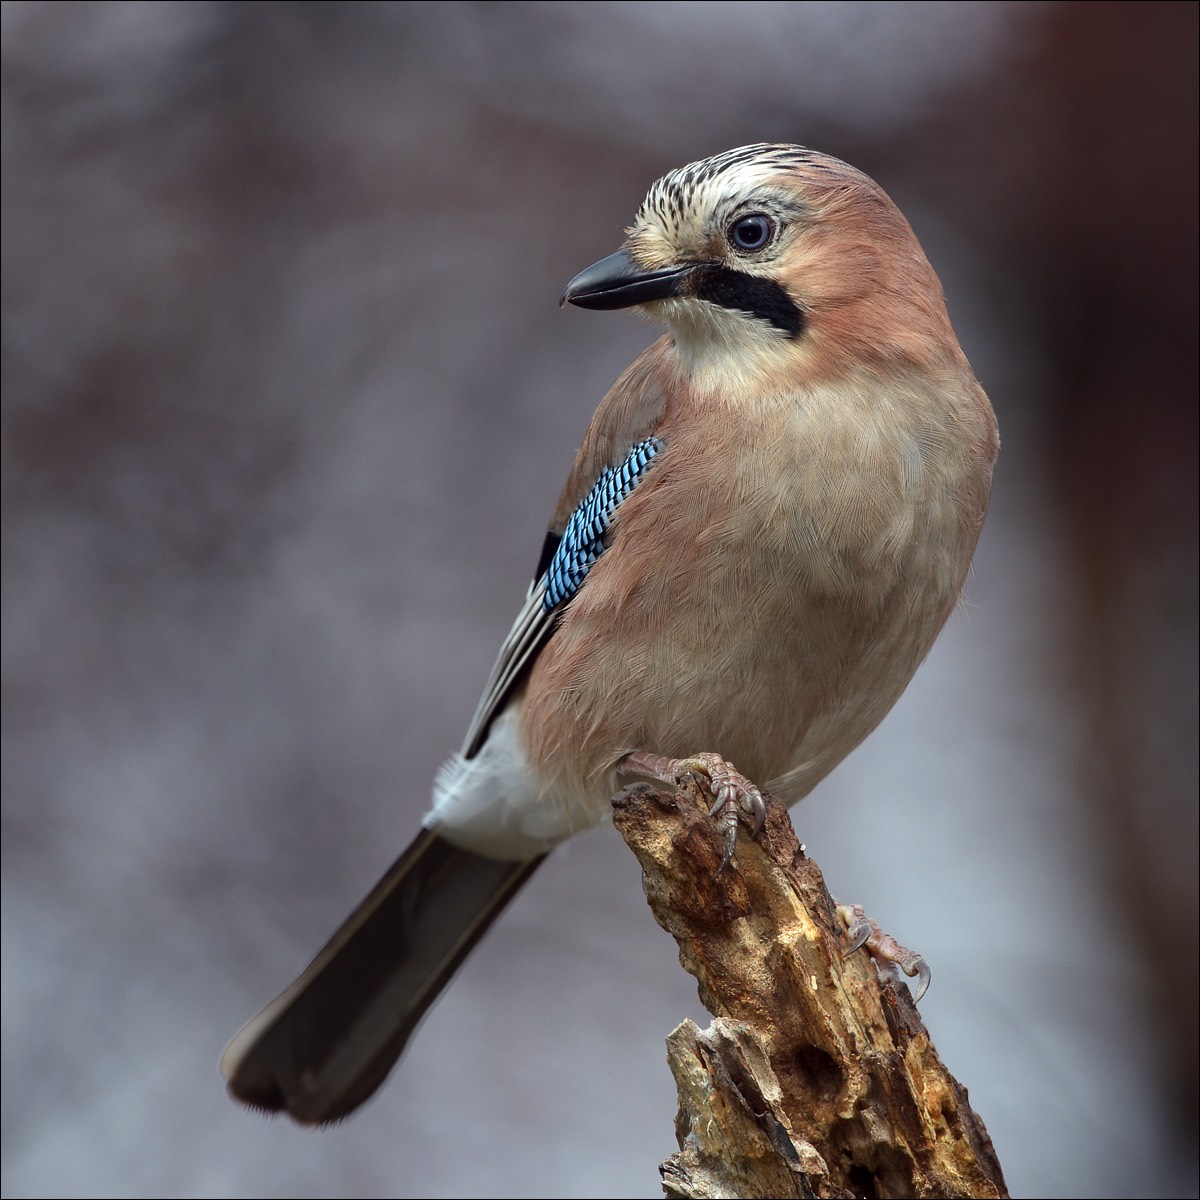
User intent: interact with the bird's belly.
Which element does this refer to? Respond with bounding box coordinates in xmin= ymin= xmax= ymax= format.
xmin=520 ymin=488 xmax=965 ymax=809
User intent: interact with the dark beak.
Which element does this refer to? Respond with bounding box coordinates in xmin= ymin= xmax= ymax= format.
xmin=560 ymin=249 xmax=695 ymax=310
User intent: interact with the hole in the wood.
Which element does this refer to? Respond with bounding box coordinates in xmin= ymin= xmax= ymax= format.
xmin=789 ymin=1043 xmax=843 ymax=1103
xmin=840 ymin=1141 xmax=916 ymax=1199
xmin=846 ymin=1163 xmax=879 ymax=1199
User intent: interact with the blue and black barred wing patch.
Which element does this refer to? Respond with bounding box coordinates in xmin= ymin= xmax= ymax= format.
xmin=542 ymin=437 xmax=663 ymax=611
xmin=459 ymin=436 xmax=664 ymax=759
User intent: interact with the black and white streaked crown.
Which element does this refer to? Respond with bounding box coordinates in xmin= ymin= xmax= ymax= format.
xmin=636 ymin=144 xmax=839 ymax=228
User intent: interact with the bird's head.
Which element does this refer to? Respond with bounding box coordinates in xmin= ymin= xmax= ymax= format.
xmin=562 ymin=144 xmax=958 ymax=390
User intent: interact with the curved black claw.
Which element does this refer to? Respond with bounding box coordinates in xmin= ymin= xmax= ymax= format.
xmin=717 ymin=837 xmax=736 ymax=876
xmin=709 ymin=793 xmax=739 ymax=875
xmin=745 ymin=789 xmax=766 ymax=839
xmin=710 ymin=785 xmax=765 ymax=875
xmin=908 ymin=957 xmax=931 ymax=1005
xmin=842 ymin=914 xmax=873 ymax=956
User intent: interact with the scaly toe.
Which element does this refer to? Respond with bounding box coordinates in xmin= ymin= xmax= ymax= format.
xmin=675 ymin=753 xmax=765 ymax=873
xmin=836 ymin=901 xmax=930 ymax=1003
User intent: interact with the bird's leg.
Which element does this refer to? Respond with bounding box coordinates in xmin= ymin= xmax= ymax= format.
xmin=836 ymin=902 xmax=931 ymax=1003
xmin=620 ymin=750 xmax=766 ymax=872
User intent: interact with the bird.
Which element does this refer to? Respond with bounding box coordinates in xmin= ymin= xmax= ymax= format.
xmin=220 ymin=143 xmax=999 ymax=1126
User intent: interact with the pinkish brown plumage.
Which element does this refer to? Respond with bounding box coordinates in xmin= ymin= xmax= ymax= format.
xmin=222 ymin=144 xmax=998 ymax=1125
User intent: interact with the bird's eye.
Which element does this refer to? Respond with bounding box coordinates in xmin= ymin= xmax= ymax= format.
xmin=728 ymin=213 xmax=774 ymax=252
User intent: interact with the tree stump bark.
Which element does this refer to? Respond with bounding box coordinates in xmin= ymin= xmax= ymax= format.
xmin=610 ymin=780 xmax=1008 ymax=1200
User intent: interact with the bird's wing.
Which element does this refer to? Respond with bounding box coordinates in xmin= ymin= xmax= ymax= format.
xmin=459 ymin=336 xmax=673 ymax=758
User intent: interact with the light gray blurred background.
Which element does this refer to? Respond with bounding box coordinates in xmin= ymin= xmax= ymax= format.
xmin=2 ymin=3 xmax=1196 ymax=1197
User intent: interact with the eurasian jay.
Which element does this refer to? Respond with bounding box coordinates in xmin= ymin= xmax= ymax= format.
xmin=221 ymin=143 xmax=999 ymax=1124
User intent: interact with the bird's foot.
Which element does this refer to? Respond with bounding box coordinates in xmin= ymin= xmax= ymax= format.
xmin=836 ymin=902 xmax=930 ymax=1003
xmin=621 ymin=750 xmax=765 ymax=873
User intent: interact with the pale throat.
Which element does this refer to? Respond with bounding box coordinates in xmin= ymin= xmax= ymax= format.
xmin=665 ymin=306 xmax=808 ymax=403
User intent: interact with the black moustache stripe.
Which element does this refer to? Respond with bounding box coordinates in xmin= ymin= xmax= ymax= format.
xmin=690 ymin=265 xmax=804 ymax=338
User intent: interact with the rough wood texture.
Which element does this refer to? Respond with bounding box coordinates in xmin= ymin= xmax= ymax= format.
xmin=611 ymin=781 xmax=1008 ymax=1200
